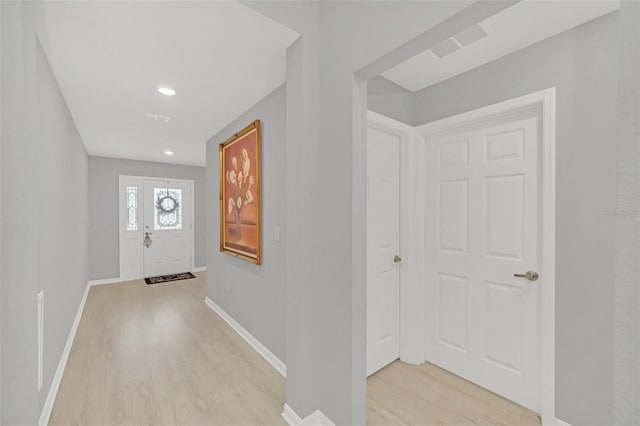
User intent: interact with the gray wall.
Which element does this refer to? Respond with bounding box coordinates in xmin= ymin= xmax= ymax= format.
xmin=206 ymin=84 xmax=287 ymax=362
xmin=88 ymin=156 xmax=206 ymax=280
xmin=412 ymin=12 xmax=619 ymax=425
xmin=36 ymin=39 xmax=90 ymax=415
xmin=614 ymin=1 xmax=640 ymax=424
xmin=1 ymin=1 xmax=39 ymax=423
xmin=367 ymin=76 xmax=414 ymax=126
xmin=1 ymin=1 xmax=90 ymax=421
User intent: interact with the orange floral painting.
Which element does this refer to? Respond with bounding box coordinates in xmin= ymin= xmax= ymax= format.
xmin=219 ymin=120 xmax=261 ymax=264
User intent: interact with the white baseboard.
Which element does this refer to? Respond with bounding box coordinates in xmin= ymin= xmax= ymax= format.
xmin=282 ymin=404 xmax=335 ymax=426
xmin=302 ymin=409 xmax=335 ymax=426
xmin=203 ymin=298 xmax=333 ymax=426
xmin=204 ymin=297 xmax=286 ymax=377
xmin=556 ymin=418 xmax=571 ymax=426
xmin=88 ymin=277 xmax=123 ymax=286
xmin=282 ymin=404 xmax=303 ymax=426
xmin=192 ymin=267 xmax=207 ymax=273
xmin=39 ymin=282 xmax=91 ymax=426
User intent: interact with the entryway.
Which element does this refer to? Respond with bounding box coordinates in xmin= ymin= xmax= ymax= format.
xmin=119 ymin=175 xmax=195 ymax=280
xmin=366 ymin=88 xmax=555 ymax=422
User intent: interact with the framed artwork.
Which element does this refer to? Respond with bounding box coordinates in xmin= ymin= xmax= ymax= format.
xmin=219 ymin=120 xmax=262 ymax=264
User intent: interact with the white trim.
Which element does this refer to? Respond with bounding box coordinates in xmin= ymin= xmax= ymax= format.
xmin=540 ymin=88 xmax=557 ymax=426
xmin=88 ymin=277 xmax=125 ymax=286
xmin=416 ymin=89 xmax=552 ymax=135
xmin=366 ymin=110 xmax=413 ymax=131
xmin=366 ymin=111 xmax=424 ymax=365
xmin=190 ymin=181 xmax=195 ymax=271
xmin=119 ymin=174 xmax=197 ymax=185
xmin=281 ymin=404 xmax=335 ymax=426
xmin=302 ymin=410 xmax=335 ymax=426
xmin=282 ymin=404 xmax=303 ymax=426
xmin=204 ymin=297 xmax=286 ymax=377
xmin=415 ymin=87 xmax=556 ymax=424
xmin=555 ymin=418 xmax=571 ymax=426
xmin=119 ymin=175 xmax=143 ymax=280
xmin=39 ymin=282 xmax=91 ymax=426
xmin=192 ymin=267 xmax=207 ymax=273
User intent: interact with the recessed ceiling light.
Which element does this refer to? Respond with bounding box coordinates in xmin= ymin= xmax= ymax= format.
xmin=164 ymin=150 xmax=174 ymax=156
xmin=158 ymin=86 xmax=176 ymax=96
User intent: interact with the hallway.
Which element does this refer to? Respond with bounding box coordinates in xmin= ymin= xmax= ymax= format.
xmin=49 ymin=273 xmax=285 ymax=425
xmin=2 ymin=1 xmax=638 ymax=424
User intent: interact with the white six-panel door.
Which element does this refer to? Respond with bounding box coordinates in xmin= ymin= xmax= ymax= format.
xmin=366 ymin=126 xmax=401 ymax=376
xmin=423 ymin=114 xmax=541 ymax=411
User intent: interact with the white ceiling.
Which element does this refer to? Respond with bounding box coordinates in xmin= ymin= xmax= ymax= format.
xmin=38 ymin=1 xmax=299 ymax=166
xmin=381 ymin=0 xmax=620 ymax=93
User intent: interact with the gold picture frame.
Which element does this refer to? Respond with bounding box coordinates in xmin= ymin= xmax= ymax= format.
xmin=219 ymin=120 xmax=262 ymax=264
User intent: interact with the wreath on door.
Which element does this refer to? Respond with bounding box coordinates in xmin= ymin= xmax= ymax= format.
xmin=156 ymin=194 xmax=179 ymax=214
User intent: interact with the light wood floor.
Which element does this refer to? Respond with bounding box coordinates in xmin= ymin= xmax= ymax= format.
xmin=51 ymin=272 xmax=541 ymax=426
xmin=367 ymin=361 xmax=541 ymax=426
xmin=49 ymin=272 xmax=286 ymax=426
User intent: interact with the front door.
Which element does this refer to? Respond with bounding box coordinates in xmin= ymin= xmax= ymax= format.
xmin=143 ymin=179 xmax=192 ymax=277
xmin=366 ymin=125 xmax=401 ymax=376
xmin=423 ymin=113 xmax=541 ymax=411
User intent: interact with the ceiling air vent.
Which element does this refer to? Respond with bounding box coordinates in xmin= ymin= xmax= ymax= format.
xmin=430 ymin=38 xmax=461 ymax=59
xmin=453 ymin=22 xmax=490 ymax=47
xmin=145 ymin=113 xmax=170 ymax=123
xmin=430 ymin=21 xmax=491 ymax=59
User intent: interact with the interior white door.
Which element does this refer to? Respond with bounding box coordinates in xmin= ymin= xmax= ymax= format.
xmin=366 ymin=126 xmax=401 ymax=376
xmin=424 ymin=113 xmax=541 ymax=411
xmin=143 ymin=179 xmax=193 ymax=277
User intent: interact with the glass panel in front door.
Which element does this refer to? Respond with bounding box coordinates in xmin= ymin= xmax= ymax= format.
xmin=153 ymin=187 xmax=183 ymax=230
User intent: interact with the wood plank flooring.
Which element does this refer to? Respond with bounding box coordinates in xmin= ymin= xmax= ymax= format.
xmin=367 ymin=361 xmax=541 ymax=426
xmin=51 ymin=272 xmax=541 ymax=426
xmin=49 ymin=272 xmax=286 ymax=426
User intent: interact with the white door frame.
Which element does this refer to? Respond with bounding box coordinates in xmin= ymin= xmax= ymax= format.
xmin=118 ymin=174 xmax=195 ymax=281
xmin=367 ymin=111 xmax=425 ymax=365
xmin=414 ymin=88 xmax=556 ymax=424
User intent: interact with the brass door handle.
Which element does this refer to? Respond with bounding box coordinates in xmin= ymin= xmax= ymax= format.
xmin=393 ymin=255 xmax=402 ymax=263
xmin=514 ymin=271 xmax=539 ymax=281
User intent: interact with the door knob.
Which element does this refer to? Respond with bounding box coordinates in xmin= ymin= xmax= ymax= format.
xmin=393 ymin=255 xmax=402 ymax=263
xmin=514 ymin=271 xmax=539 ymax=281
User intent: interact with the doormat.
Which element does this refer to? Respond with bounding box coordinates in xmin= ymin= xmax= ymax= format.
xmin=145 ymin=272 xmax=196 ymax=285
